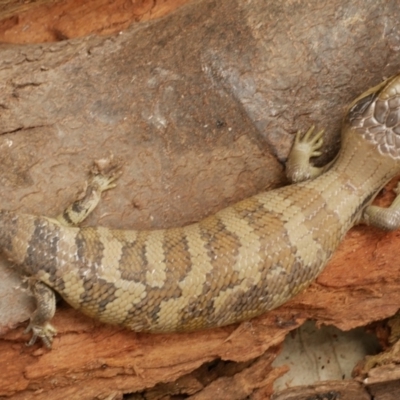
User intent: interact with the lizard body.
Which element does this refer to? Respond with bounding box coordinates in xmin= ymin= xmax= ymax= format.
xmin=3 ymin=74 xmax=400 ymax=347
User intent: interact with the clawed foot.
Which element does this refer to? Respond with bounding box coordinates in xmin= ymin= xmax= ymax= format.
xmin=293 ymin=125 xmax=325 ymax=159
xmin=90 ymin=153 xmax=123 ymax=192
xmin=23 ymin=281 xmax=57 ymax=349
xmin=286 ymin=125 xmax=327 ymax=183
xmin=57 ymin=153 xmax=123 ymax=226
xmin=24 ymin=321 xmax=57 ymax=349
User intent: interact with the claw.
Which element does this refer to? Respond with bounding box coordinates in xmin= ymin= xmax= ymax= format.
xmin=90 ymin=170 xmax=122 ymax=192
xmin=311 ymin=151 xmax=323 ymax=157
xmin=24 ymin=321 xmax=57 ymax=349
xmin=294 ymin=130 xmax=302 ymax=144
xmin=302 ymin=125 xmax=315 ymax=141
xmin=310 ymin=129 xmax=325 ymax=145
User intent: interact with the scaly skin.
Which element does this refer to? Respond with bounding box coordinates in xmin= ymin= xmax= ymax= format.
xmin=2 ymin=75 xmax=400 ymax=348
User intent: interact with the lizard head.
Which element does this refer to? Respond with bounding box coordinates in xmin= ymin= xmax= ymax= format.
xmin=345 ymin=74 xmax=400 ymax=159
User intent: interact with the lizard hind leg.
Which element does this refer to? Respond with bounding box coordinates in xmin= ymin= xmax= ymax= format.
xmin=57 ymin=155 xmax=122 ymax=227
xmin=24 ymin=281 xmax=57 ymax=348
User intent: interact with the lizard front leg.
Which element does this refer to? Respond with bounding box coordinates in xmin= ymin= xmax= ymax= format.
xmin=286 ymin=125 xmax=333 ymax=183
xmin=362 ymin=183 xmax=400 ymax=230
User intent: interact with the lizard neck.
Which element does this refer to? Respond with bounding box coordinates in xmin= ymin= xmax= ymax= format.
xmin=333 ymin=127 xmax=399 ymax=197
xmin=313 ymin=130 xmax=400 ymax=229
